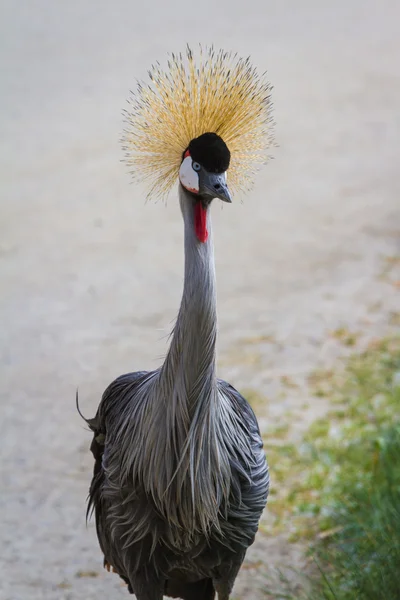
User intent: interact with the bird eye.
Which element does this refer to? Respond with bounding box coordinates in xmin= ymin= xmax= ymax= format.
xmin=192 ymin=161 xmax=201 ymax=172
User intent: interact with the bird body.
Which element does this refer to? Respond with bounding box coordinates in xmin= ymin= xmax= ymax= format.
xmin=81 ymin=47 xmax=273 ymax=599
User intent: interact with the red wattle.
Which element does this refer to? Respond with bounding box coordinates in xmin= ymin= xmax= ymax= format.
xmin=194 ymin=202 xmax=208 ymax=243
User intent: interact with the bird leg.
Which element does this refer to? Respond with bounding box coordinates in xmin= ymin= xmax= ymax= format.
xmin=213 ymin=555 xmax=245 ymax=600
xmin=213 ymin=582 xmax=231 ymax=600
xmin=131 ymin=572 xmax=165 ymax=600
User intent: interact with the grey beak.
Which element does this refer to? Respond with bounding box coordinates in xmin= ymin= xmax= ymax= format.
xmin=200 ymin=171 xmax=232 ymax=203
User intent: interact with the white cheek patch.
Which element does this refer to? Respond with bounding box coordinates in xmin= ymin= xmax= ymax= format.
xmin=179 ymin=156 xmax=199 ymax=194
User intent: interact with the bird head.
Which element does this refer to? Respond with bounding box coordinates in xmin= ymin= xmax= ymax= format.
xmin=179 ymin=132 xmax=232 ymax=204
xmin=122 ymin=45 xmax=274 ymax=207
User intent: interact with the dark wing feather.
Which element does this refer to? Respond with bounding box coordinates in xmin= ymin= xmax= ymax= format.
xmin=81 ymin=371 xmax=150 ymax=590
xmin=218 ymin=378 xmax=270 ymax=543
xmin=80 ymin=374 xmax=268 ymax=597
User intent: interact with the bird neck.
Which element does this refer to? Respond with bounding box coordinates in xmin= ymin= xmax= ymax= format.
xmin=161 ymin=186 xmax=217 ymax=402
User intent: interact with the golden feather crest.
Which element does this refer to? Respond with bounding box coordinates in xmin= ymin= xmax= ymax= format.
xmin=122 ymin=45 xmax=274 ymax=200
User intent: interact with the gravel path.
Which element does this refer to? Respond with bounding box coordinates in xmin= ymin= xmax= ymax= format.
xmin=1 ymin=1 xmax=399 ymax=598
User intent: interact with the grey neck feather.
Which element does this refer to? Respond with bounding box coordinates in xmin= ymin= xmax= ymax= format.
xmin=161 ymin=186 xmax=217 ymax=405
xmin=109 ymin=186 xmax=236 ymax=545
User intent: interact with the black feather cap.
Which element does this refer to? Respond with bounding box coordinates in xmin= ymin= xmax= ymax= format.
xmin=186 ymin=132 xmax=231 ymax=173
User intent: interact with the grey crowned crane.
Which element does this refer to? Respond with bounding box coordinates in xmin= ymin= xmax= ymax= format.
xmin=79 ymin=46 xmax=274 ymax=600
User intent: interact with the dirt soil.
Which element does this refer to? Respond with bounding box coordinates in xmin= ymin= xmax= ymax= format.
xmin=1 ymin=1 xmax=399 ymax=598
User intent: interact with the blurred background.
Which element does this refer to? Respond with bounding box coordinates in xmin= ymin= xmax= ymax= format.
xmin=1 ymin=1 xmax=399 ymax=598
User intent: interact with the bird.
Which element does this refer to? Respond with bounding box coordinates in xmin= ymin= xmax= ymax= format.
xmin=79 ymin=45 xmax=274 ymax=600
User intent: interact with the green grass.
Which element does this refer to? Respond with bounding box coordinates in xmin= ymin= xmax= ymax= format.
xmin=307 ymin=424 xmax=400 ymax=599
xmin=265 ymin=337 xmax=400 ymax=599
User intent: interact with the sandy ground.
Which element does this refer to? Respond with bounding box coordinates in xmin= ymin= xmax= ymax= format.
xmin=1 ymin=1 xmax=399 ymax=598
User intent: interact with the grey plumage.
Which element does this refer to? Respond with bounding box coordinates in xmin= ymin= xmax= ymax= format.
xmin=82 ymin=187 xmax=269 ymax=599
